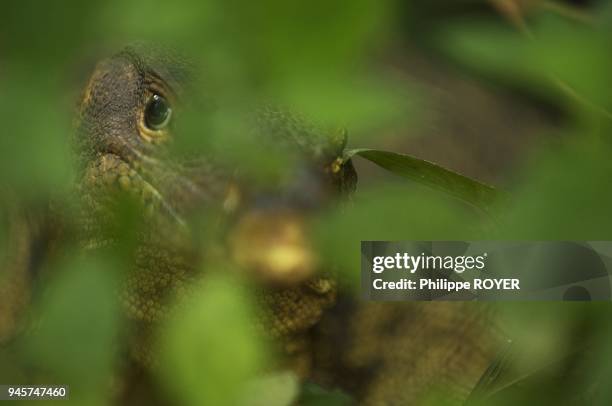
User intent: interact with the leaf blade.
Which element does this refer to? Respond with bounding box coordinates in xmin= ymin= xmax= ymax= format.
xmin=347 ymin=148 xmax=505 ymax=213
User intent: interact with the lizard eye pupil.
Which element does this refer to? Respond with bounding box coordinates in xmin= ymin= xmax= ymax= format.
xmin=144 ymin=94 xmax=172 ymax=131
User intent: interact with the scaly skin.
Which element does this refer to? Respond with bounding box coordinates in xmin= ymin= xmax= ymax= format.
xmin=0 ymin=196 xmax=65 ymax=345
xmin=1 ymin=44 xmax=500 ymax=404
xmin=74 ymin=44 xmax=351 ymax=376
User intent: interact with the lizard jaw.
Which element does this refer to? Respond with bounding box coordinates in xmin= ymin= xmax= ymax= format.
xmin=81 ymin=153 xmax=186 ymax=227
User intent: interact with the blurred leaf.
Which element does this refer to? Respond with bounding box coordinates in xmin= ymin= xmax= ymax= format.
xmin=275 ymin=74 xmax=415 ymax=137
xmin=299 ymin=382 xmax=353 ymax=406
xmin=158 ymin=273 xmax=266 ymax=406
xmin=23 ymin=254 xmax=120 ymax=404
xmin=1 ymin=1 xmax=103 ymax=67
xmin=439 ymin=12 xmax=612 ymax=119
xmin=465 ymin=338 xmax=515 ymax=405
xmin=173 ymin=105 xmax=296 ymax=187
xmin=239 ymin=371 xmax=299 ymax=406
xmin=315 ymin=184 xmax=486 ymax=288
xmin=496 ymin=138 xmax=612 ymax=239
xmin=588 ymin=319 xmax=612 ymax=405
xmin=101 ymin=0 xmax=408 ymax=136
xmin=347 ymin=149 xmax=505 ymax=214
xmin=0 ymin=68 xmax=74 ymax=198
xmin=467 ymin=303 xmax=602 ymax=405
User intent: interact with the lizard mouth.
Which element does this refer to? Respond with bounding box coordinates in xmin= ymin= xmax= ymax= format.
xmin=86 ymin=149 xmax=338 ymax=321
xmin=91 ymin=130 xmax=237 ymax=229
xmin=84 ymin=152 xmax=187 ymax=227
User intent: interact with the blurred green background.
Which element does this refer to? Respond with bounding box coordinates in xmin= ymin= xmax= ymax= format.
xmin=1 ymin=0 xmax=612 ymax=405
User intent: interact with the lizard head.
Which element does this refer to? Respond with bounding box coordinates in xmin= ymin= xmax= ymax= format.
xmin=76 ymin=43 xmax=356 ymax=223
xmin=75 ymin=44 xmax=223 ymax=223
xmin=75 ymin=44 xmax=357 ymax=369
xmin=76 ymin=44 xmax=182 ymax=160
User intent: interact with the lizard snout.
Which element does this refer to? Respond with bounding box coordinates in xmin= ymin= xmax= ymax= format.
xmin=229 ymin=209 xmax=318 ymax=286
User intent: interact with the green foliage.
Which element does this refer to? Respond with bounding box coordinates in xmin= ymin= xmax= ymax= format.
xmin=2 ymin=0 xmax=612 ymax=404
xmin=315 ymin=183 xmax=484 ymax=289
xmin=22 ymin=254 xmax=121 ymax=404
xmin=240 ymin=371 xmax=300 ymax=406
xmin=0 ymin=69 xmax=73 ymax=197
xmin=157 ymin=273 xmax=267 ymax=406
xmin=346 ymin=148 xmax=504 ymax=214
xmin=299 ymin=382 xmax=353 ymax=406
xmin=100 ymin=0 xmax=411 ymax=133
xmin=496 ymin=138 xmax=612 ymax=240
xmin=439 ymin=8 xmax=612 ymax=121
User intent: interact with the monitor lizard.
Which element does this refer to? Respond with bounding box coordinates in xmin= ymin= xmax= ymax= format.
xmin=0 ymin=44 xmax=500 ymax=405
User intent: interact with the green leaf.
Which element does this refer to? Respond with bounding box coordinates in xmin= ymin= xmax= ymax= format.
xmin=239 ymin=371 xmax=299 ymax=406
xmin=158 ymin=273 xmax=267 ymax=406
xmin=437 ymin=14 xmax=612 ymax=119
xmin=23 ymin=254 xmax=120 ymax=403
xmin=346 ymin=149 xmax=505 ymax=214
xmin=299 ymin=382 xmax=353 ymax=406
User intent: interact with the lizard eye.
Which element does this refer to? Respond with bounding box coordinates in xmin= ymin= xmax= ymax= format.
xmin=144 ymin=94 xmax=172 ymax=131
